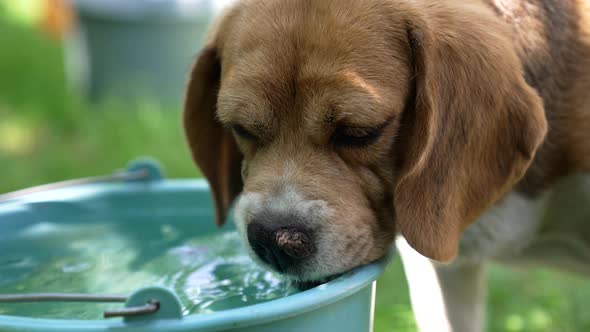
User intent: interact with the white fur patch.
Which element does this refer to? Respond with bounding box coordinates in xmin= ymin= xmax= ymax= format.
xmin=457 ymin=191 xmax=549 ymax=263
xmin=453 ymin=173 xmax=590 ymax=272
xmin=493 ymin=174 xmax=590 ymax=275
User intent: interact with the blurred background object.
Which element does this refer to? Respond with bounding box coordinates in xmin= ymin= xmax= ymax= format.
xmin=42 ymin=0 xmax=73 ymax=38
xmin=65 ymin=0 xmax=215 ymax=104
xmin=0 ymin=1 xmax=589 ymax=331
xmin=0 ymin=0 xmax=208 ymax=195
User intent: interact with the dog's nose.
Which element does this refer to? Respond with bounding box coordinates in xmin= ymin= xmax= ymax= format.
xmin=247 ymin=222 xmax=315 ymax=272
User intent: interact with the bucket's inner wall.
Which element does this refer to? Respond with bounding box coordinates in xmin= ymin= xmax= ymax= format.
xmin=0 ymin=184 xmax=297 ymax=320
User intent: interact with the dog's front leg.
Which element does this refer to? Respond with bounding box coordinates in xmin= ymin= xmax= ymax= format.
xmin=397 ymin=237 xmax=487 ymax=332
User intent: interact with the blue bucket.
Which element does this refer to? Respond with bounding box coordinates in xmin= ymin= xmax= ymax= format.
xmin=0 ymin=160 xmax=393 ymax=332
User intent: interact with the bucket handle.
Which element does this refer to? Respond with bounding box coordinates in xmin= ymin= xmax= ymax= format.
xmin=0 ymin=158 xmax=164 ymax=201
xmin=0 ymin=286 xmax=182 ymax=321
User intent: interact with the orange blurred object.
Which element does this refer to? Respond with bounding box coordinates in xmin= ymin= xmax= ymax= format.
xmin=41 ymin=0 xmax=74 ymax=38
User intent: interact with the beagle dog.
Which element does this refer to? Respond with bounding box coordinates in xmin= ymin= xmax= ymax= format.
xmin=183 ymin=0 xmax=590 ymax=331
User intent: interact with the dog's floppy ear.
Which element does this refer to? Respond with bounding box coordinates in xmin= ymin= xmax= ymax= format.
xmin=394 ymin=3 xmax=548 ymax=262
xmin=183 ymin=40 xmax=243 ymax=227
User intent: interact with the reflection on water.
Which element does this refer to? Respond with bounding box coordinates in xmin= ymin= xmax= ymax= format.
xmin=0 ymin=220 xmax=296 ymax=320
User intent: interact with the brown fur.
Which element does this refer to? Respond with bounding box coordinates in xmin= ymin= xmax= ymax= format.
xmin=485 ymin=0 xmax=590 ymax=194
xmin=184 ymin=0 xmax=589 ymax=265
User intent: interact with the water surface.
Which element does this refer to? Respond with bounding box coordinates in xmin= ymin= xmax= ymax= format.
xmin=0 ymin=217 xmax=296 ymax=320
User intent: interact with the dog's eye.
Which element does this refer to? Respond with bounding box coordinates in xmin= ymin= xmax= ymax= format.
xmin=332 ymin=125 xmax=385 ymax=147
xmin=232 ymin=124 xmax=257 ymax=141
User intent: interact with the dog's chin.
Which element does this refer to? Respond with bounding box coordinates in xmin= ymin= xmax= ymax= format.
xmin=243 ymin=247 xmax=348 ymax=291
xmin=291 ymin=274 xmax=342 ymax=291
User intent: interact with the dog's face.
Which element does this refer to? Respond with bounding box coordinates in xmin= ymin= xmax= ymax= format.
xmin=184 ymin=0 xmax=547 ymax=284
xmin=213 ymin=0 xmax=411 ymax=281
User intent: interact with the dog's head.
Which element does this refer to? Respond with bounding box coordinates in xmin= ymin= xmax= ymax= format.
xmin=184 ymin=0 xmax=547 ymax=283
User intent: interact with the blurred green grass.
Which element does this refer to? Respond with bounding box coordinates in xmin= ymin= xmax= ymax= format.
xmin=0 ymin=6 xmax=589 ymax=332
xmin=0 ymin=5 xmax=198 ymax=193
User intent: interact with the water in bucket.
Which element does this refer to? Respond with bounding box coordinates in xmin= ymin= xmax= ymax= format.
xmin=0 ymin=215 xmax=297 ymax=320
